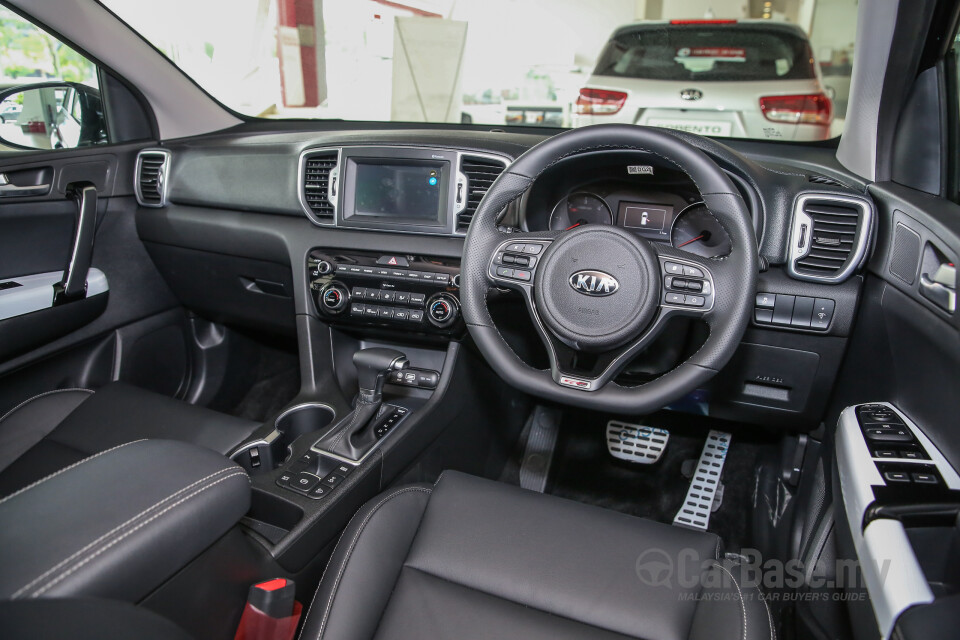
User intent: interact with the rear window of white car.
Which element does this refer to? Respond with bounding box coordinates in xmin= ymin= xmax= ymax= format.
xmin=594 ymin=25 xmax=816 ymax=82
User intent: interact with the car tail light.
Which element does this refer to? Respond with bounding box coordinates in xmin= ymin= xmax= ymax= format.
xmin=759 ymin=94 xmax=832 ymax=125
xmin=24 ymin=121 xmax=46 ymax=134
xmin=669 ymin=19 xmax=737 ymax=24
xmin=575 ymin=89 xmax=628 ymax=116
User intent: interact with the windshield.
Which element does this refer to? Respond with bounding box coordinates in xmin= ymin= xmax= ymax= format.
xmin=100 ymin=0 xmax=857 ymax=141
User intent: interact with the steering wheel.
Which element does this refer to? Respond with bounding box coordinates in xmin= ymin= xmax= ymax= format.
xmin=461 ymin=124 xmax=758 ymax=414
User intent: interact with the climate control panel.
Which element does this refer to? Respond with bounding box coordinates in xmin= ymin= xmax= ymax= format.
xmin=308 ymin=249 xmax=462 ymax=336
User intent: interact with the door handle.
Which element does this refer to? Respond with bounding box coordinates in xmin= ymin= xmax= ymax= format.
xmin=919 ymin=263 xmax=956 ymax=313
xmin=0 ymin=173 xmax=50 ymax=197
xmin=54 ymin=182 xmax=98 ymax=305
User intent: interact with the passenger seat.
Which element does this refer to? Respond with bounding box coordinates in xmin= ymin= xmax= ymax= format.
xmin=0 ymin=382 xmax=258 ymax=497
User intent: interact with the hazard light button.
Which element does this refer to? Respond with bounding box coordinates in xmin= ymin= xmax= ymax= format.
xmin=376 ymin=255 xmax=409 ymax=267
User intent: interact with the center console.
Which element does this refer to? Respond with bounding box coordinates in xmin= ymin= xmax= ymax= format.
xmin=308 ymin=249 xmax=463 ymax=337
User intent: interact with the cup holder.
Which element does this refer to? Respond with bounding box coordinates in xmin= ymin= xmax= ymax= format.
xmin=235 ymin=403 xmax=336 ymax=472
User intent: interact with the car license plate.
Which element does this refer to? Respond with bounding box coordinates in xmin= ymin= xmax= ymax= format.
xmin=647 ymin=119 xmax=733 ymax=136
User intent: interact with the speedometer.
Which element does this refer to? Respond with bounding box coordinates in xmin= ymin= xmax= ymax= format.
xmin=549 ymin=192 xmax=613 ymax=231
xmin=670 ymin=203 xmax=732 ymax=258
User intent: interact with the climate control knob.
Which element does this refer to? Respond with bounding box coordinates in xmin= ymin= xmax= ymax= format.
xmin=427 ymin=293 xmax=459 ymax=328
xmin=319 ymin=283 xmax=349 ymax=315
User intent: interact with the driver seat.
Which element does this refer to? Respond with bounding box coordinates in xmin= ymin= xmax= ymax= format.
xmin=300 ymin=471 xmax=774 ymax=640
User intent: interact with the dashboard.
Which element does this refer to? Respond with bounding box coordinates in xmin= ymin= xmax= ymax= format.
xmin=516 ymin=152 xmax=751 ymax=259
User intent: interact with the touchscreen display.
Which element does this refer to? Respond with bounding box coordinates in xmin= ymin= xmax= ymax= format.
xmin=354 ymin=163 xmax=444 ymax=221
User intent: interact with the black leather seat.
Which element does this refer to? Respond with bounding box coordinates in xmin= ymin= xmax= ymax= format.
xmin=0 ymin=382 xmax=258 ymax=497
xmin=300 ymin=471 xmax=774 ymax=640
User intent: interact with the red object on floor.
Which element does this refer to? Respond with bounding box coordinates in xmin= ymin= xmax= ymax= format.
xmin=234 ymin=578 xmax=302 ymax=640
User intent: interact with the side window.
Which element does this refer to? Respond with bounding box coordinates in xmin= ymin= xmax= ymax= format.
xmin=0 ymin=6 xmax=108 ymax=152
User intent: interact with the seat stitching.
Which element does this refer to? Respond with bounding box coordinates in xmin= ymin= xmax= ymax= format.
xmin=11 ymin=466 xmax=240 ymax=598
xmin=0 ymin=388 xmax=93 ymax=426
xmin=299 ymin=478 xmax=393 ymax=634
xmin=314 ymin=487 xmax=433 ymax=640
xmin=759 ymin=585 xmax=776 ymax=640
xmin=715 ymin=535 xmax=721 ymax=560
xmin=712 ymin=562 xmax=747 ymax=640
xmin=0 ymin=439 xmax=146 ymax=506
xmin=29 ymin=471 xmax=249 ymax=597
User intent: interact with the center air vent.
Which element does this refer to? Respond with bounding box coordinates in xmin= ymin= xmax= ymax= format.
xmin=300 ymin=149 xmax=340 ymax=225
xmin=789 ymin=194 xmax=873 ymax=283
xmin=135 ymin=150 xmax=170 ymax=207
xmin=457 ymin=155 xmax=508 ymax=233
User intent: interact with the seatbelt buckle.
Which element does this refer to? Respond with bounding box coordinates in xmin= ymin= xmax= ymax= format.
xmin=234 ymin=578 xmax=302 ymax=640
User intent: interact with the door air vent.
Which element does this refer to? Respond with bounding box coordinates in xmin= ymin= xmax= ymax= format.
xmin=456 ymin=154 xmax=508 ymax=233
xmin=788 ymin=194 xmax=874 ymax=283
xmin=135 ymin=150 xmax=170 ymax=207
xmin=300 ymin=149 xmax=340 ymax=225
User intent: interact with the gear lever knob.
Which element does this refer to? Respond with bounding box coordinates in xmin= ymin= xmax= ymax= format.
xmin=353 ymin=348 xmax=409 ymax=403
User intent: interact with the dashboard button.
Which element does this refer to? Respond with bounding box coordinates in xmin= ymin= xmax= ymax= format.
xmin=352 ymin=287 xmax=366 ymax=299
xmin=410 ymin=293 xmax=426 ymax=307
xmin=409 ymin=310 xmax=424 ymax=322
xmin=810 ymin=298 xmax=835 ymax=330
xmin=379 ymin=291 xmax=396 ymax=303
xmin=393 ymin=310 xmax=409 ymax=321
xmin=377 ymin=255 xmax=409 ymax=267
xmin=755 ymin=293 xmax=776 ymax=308
xmin=378 ymin=307 xmax=394 ymax=319
xmin=883 ymin=471 xmax=911 ymax=483
xmin=772 ymin=295 xmax=795 ymax=325
xmin=364 ymin=306 xmax=379 ymax=317
xmin=912 ymin=472 xmax=938 ymax=484
xmin=351 ymin=304 xmax=366 ymax=316
xmin=755 ymin=308 xmax=774 ymax=324
xmin=434 ymin=274 xmax=450 ymax=284
xmin=791 ymin=296 xmax=814 ymax=328
xmin=363 ymin=289 xmax=380 ymax=302
xmin=396 ymin=292 xmax=410 ymax=304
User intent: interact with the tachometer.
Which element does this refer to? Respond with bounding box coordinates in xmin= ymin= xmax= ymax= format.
xmin=549 ymin=192 xmax=613 ymax=231
xmin=670 ymin=203 xmax=732 ymax=258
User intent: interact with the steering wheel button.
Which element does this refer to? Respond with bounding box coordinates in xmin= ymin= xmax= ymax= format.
xmin=507 ymin=243 xmax=526 ymax=253
xmin=664 ymin=262 xmax=683 ymax=275
xmin=514 ymin=270 xmax=532 ymax=281
xmin=524 ymin=244 xmax=543 ymax=255
xmin=682 ymin=265 xmax=704 ymax=278
xmin=685 ymin=280 xmax=703 ymax=292
xmin=497 ymin=266 xmax=515 ymax=278
xmin=502 ymin=255 xmax=516 ymax=264
xmin=684 ymin=295 xmax=705 ymax=307
xmin=666 ymin=293 xmax=685 ymax=305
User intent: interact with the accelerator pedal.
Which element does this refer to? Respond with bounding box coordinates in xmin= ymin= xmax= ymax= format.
xmin=673 ymin=430 xmax=732 ymax=531
xmin=606 ymin=421 xmax=670 ymax=464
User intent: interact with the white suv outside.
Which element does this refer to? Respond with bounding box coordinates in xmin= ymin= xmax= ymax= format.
xmin=572 ymin=20 xmax=833 ymax=141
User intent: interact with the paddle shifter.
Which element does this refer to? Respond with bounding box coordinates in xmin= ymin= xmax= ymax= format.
xmin=314 ymin=348 xmax=409 ymax=461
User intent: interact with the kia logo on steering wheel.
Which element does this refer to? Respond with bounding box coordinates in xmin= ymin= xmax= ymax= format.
xmin=569 ymin=270 xmax=620 ymax=296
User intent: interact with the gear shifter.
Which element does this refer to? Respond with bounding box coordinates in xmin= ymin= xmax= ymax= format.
xmin=314 ymin=348 xmax=409 ymax=461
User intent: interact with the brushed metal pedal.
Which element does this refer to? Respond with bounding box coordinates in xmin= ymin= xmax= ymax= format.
xmin=606 ymin=421 xmax=670 ymax=464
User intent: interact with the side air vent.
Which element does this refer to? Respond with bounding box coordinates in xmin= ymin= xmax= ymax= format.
xmin=808 ymin=173 xmax=847 ymax=188
xmin=456 ymin=155 xmax=508 ymax=233
xmin=300 ymin=149 xmax=340 ymax=225
xmin=788 ymin=194 xmax=874 ymax=283
xmin=135 ymin=150 xmax=170 ymax=207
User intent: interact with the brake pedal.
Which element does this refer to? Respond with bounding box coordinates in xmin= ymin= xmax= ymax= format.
xmin=673 ymin=430 xmax=731 ymax=531
xmin=606 ymin=421 xmax=670 ymax=464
